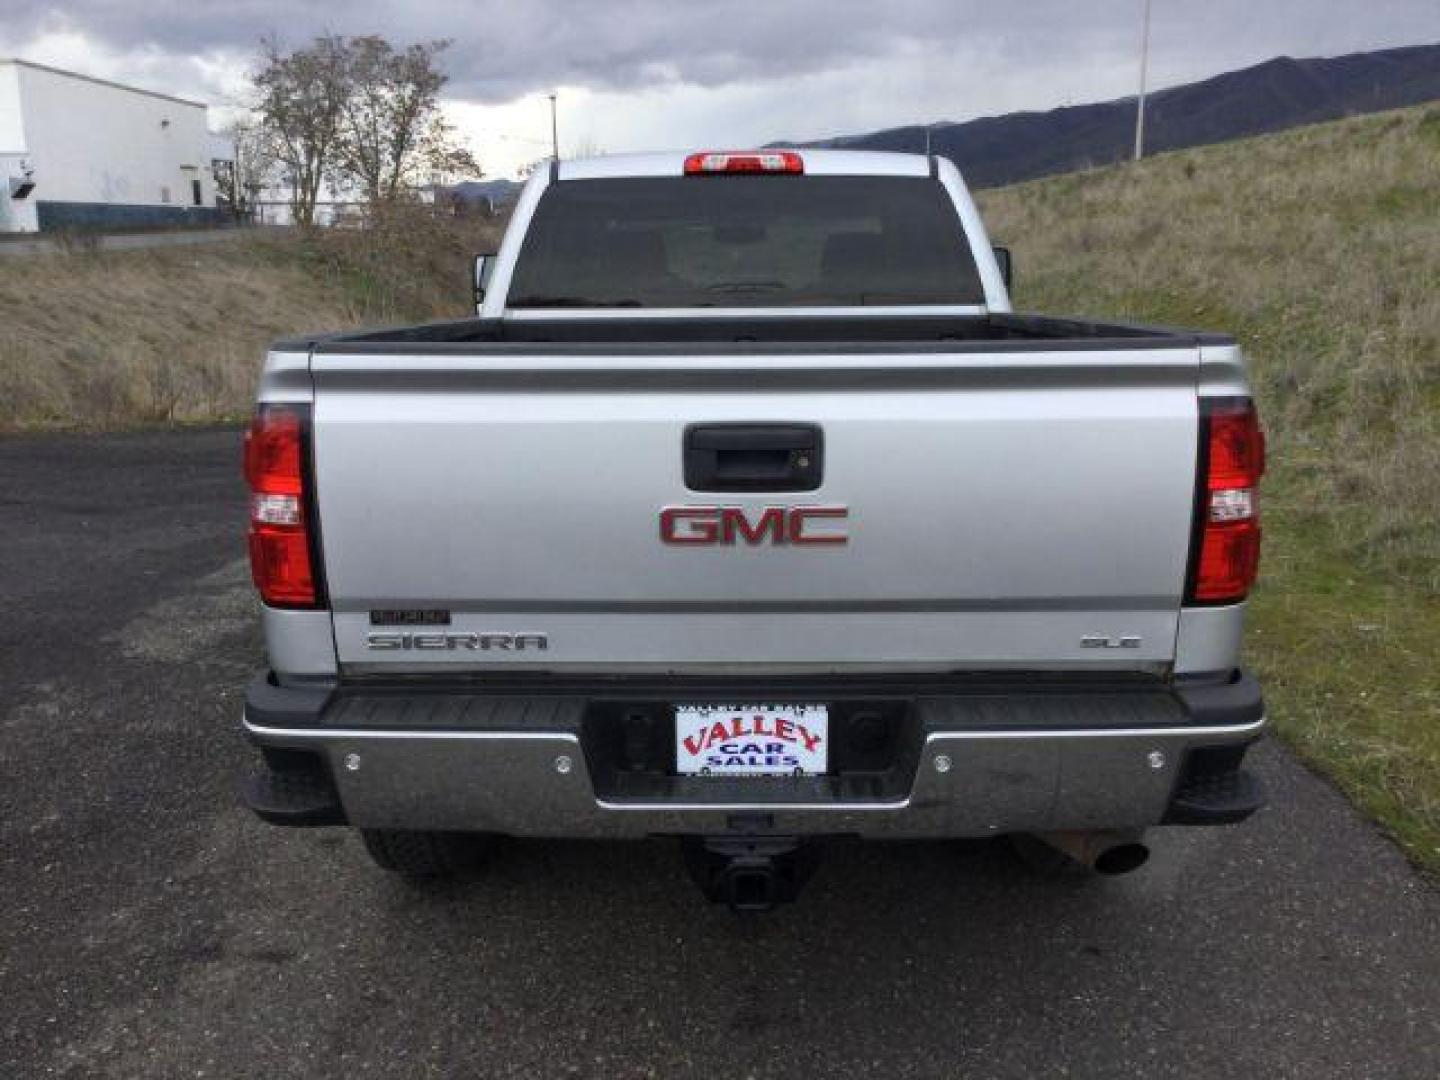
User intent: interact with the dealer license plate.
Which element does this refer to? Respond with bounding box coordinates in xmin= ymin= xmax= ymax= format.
xmin=674 ymin=703 xmax=829 ymax=777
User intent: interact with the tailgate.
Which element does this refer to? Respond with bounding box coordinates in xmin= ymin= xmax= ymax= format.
xmin=309 ymin=346 xmax=1200 ymax=673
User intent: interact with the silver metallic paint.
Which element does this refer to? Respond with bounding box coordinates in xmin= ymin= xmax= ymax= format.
xmin=255 ymin=350 xmax=313 ymax=405
xmin=310 ymin=349 xmax=1202 ymax=671
xmin=261 ymin=606 xmax=337 ymax=678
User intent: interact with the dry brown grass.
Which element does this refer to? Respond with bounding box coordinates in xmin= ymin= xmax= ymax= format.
xmin=977 ymin=104 xmax=1440 ymax=591
xmin=0 ymin=208 xmax=502 ymax=429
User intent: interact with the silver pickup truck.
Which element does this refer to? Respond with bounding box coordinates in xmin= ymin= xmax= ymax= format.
xmin=241 ymin=149 xmax=1267 ymax=908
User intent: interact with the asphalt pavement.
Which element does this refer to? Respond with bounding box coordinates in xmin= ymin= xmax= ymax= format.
xmin=1 ymin=426 xmax=1437 ymax=1079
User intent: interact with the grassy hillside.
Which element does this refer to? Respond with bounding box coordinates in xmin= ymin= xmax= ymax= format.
xmin=978 ymin=104 xmax=1440 ymax=871
xmin=0 ymin=210 xmax=501 ymax=429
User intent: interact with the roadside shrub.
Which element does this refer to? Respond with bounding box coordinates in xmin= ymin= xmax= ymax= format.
xmin=255 ymin=205 xmax=503 ymax=324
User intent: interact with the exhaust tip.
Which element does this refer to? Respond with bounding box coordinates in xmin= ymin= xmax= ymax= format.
xmin=1093 ymin=842 xmax=1150 ymax=876
xmin=1023 ymin=830 xmax=1151 ymax=876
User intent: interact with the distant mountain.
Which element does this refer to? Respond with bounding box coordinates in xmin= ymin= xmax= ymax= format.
xmin=778 ymin=42 xmax=1440 ymax=189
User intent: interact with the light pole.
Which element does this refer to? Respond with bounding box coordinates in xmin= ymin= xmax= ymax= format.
xmin=548 ymin=92 xmax=559 ymax=160
xmin=1134 ymin=0 xmax=1152 ymax=160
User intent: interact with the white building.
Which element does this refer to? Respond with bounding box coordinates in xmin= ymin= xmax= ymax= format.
xmin=0 ymin=59 xmax=224 ymax=233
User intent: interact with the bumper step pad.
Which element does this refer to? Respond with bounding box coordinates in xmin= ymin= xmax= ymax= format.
xmin=1164 ymin=768 xmax=1265 ymax=825
xmin=243 ymin=769 xmax=347 ymax=827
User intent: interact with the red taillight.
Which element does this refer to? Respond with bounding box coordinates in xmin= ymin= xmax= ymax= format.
xmin=1187 ymin=398 xmax=1265 ymax=604
xmin=244 ymin=405 xmax=324 ymax=608
xmin=683 ymin=150 xmax=803 ymax=175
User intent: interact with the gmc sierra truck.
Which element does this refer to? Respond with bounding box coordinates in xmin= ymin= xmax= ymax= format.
xmin=241 ymin=149 xmax=1266 ymax=908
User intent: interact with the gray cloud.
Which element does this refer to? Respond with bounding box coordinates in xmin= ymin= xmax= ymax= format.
xmin=3 ymin=0 xmax=1436 ymax=175
xmin=7 ymin=0 xmax=1438 ymax=107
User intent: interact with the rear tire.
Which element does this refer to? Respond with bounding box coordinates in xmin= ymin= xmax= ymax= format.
xmin=359 ymin=829 xmax=494 ymax=879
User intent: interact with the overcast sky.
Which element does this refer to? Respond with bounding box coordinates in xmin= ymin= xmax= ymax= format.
xmin=2 ymin=1 xmax=1437 ymax=177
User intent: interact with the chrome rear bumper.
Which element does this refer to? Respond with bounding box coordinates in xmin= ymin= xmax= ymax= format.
xmin=242 ymin=672 xmax=1265 ymax=838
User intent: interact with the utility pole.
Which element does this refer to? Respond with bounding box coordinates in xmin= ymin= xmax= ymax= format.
xmin=548 ymin=92 xmax=559 ymax=160
xmin=1134 ymin=0 xmax=1152 ymax=160
xmin=232 ymin=134 xmax=243 ymax=223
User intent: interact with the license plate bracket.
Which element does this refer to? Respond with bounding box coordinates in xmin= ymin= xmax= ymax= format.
xmin=674 ymin=703 xmax=830 ymax=777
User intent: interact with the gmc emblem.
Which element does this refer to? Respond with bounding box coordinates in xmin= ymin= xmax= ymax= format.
xmin=660 ymin=505 xmax=849 ymax=546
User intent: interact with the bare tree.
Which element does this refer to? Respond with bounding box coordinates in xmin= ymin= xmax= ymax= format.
xmin=253 ymin=35 xmax=351 ymax=226
xmin=253 ymin=35 xmax=480 ymax=222
xmin=336 ymin=37 xmax=480 ymax=205
xmin=215 ymin=118 xmax=276 ymax=221
xmin=415 ymin=113 xmax=483 ymax=189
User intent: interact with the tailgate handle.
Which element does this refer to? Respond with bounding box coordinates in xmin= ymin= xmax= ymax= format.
xmin=684 ymin=424 xmax=823 ymax=492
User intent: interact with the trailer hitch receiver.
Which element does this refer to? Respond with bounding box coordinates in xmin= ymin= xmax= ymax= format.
xmin=683 ymin=836 xmax=820 ymax=911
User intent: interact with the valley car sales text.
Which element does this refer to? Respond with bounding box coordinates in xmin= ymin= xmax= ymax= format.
xmin=681 ymin=713 xmax=824 ymax=772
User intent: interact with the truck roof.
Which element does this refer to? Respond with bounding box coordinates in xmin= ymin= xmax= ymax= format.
xmin=557 ymin=149 xmax=934 ymax=182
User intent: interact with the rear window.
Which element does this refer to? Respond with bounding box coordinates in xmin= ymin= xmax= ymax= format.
xmin=507 ymin=175 xmax=984 ymax=309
